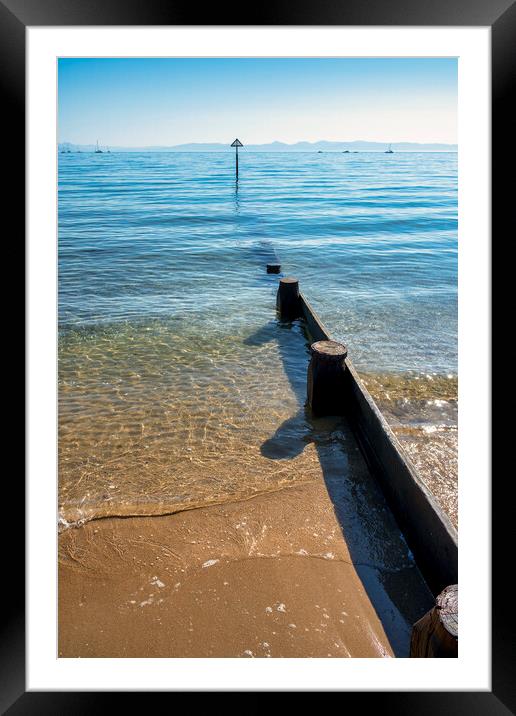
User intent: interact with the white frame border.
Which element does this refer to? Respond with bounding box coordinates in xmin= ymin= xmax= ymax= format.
xmin=27 ymin=26 xmax=490 ymax=691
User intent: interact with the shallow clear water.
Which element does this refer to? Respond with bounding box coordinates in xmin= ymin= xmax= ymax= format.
xmin=58 ymin=151 xmax=457 ymax=526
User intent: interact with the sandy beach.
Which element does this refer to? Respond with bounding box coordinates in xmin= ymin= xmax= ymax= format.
xmin=59 ymin=479 xmax=432 ymax=658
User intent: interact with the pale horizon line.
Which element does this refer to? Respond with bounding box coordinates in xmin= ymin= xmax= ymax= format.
xmin=59 ymin=138 xmax=458 ymax=149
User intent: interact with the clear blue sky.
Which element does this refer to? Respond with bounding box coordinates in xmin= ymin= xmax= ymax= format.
xmin=58 ymin=58 xmax=457 ymax=146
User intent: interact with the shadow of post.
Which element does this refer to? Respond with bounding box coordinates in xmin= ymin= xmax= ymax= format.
xmin=244 ymin=317 xmax=434 ymax=657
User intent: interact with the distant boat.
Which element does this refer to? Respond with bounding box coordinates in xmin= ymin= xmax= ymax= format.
xmin=317 ymin=150 xmax=323 ymax=153
xmin=342 ymin=150 xmax=350 ymax=153
xmin=95 ymin=140 xmax=103 ymax=154
xmin=385 ymin=144 xmax=394 ymax=154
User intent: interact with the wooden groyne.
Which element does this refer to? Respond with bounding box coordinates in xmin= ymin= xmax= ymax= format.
xmin=276 ymin=277 xmax=458 ymax=598
xmin=411 ymin=584 xmax=458 ymax=657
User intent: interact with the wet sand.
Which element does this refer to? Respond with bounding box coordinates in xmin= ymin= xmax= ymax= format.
xmin=361 ymin=373 xmax=458 ymax=529
xmin=59 ymin=481 xmax=432 ymax=658
xmin=396 ymin=429 xmax=457 ymax=529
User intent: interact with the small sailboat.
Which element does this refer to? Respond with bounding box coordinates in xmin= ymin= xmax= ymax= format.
xmin=385 ymin=143 xmax=394 ymax=154
xmin=95 ymin=140 xmax=103 ymax=154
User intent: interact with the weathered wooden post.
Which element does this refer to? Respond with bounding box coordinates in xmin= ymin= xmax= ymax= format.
xmin=410 ymin=584 xmax=458 ymax=657
xmin=307 ymin=340 xmax=348 ymax=416
xmin=276 ymin=277 xmax=302 ymax=321
xmin=231 ymin=138 xmax=243 ymax=178
xmin=267 ymin=263 xmax=281 ymax=274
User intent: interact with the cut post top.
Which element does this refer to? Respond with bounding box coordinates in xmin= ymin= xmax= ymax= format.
xmin=436 ymin=584 xmax=458 ymax=638
xmin=310 ymin=340 xmax=348 ymax=360
xmin=410 ymin=583 xmax=458 ymax=657
xmin=276 ymin=276 xmax=302 ymax=320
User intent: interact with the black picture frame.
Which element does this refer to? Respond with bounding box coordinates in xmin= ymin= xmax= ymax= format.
xmin=4 ymin=0 xmax=509 ymax=709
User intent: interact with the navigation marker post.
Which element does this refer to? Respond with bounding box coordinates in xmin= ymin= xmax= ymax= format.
xmin=231 ymin=138 xmax=243 ymax=178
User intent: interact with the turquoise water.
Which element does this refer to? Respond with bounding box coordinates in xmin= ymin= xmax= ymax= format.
xmin=58 ymin=151 xmax=457 ymax=525
xmin=59 ymin=151 xmax=457 ymax=373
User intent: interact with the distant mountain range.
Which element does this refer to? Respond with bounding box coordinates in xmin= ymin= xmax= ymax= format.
xmin=59 ymin=140 xmax=457 ymax=153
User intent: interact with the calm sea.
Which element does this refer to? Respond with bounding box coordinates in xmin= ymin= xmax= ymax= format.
xmin=58 ymin=151 xmax=458 ymax=527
